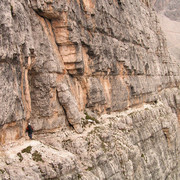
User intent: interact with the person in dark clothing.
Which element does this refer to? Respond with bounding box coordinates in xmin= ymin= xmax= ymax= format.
xmin=26 ymin=123 xmax=33 ymax=140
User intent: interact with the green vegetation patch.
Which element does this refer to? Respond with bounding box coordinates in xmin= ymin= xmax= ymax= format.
xmin=32 ymin=150 xmax=44 ymax=162
xmin=101 ymin=141 xmax=107 ymax=152
xmin=21 ymin=146 xmax=32 ymax=154
xmin=0 ymin=169 xmax=5 ymax=174
xmin=81 ymin=118 xmax=88 ymax=127
xmin=84 ymin=112 xmax=100 ymax=124
xmin=141 ymin=153 xmax=147 ymax=163
xmin=77 ymin=173 xmax=82 ymax=179
xmin=17 ymin=152 xmax=23 ymax=162
xmin=86 ymin=166 xmax=94 ymax=171
xmin=87 ymin=126 xmax=101 ymax=137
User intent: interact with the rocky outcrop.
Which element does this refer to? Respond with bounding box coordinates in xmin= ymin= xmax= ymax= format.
xmin=0 ymin=89 xmax=180 ymax=179
xmin=0 ymin=0 xmax=180 ymax=179
xmin=1 ymin=0 xmax=179 ymax=139
xmin=57 ymin=83 xmax=83 ymax=133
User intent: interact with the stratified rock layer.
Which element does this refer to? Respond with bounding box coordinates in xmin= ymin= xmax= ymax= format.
xmin=0 ymin=89 xmax=180 ymax=179
xmin=0 ymin=0 xmax=180 ymax=179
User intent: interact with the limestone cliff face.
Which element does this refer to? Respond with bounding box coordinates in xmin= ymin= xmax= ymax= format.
xmin=0 ymin=0 xmax=179 ymax=140
xmin=0 ymin=93 xmax=180 ymax=179
xmin=0 ymin=0 xmax=180 ymax=179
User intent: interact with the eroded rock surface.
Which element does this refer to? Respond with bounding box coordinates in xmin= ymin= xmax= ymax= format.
xmin=0 ymin=0 xmax=180 ymax=179
xmin=0 ymin=89 xmax=180 ymax=179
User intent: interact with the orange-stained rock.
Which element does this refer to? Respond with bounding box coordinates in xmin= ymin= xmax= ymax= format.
xmin=0 ymin=0 xmax=180 ymax=179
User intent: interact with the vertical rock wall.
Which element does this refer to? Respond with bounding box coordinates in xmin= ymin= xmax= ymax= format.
xmin=0 ymin=0 xmax=180 ymax=179
xmin=0 ymin=0 xmax=180 ymax=143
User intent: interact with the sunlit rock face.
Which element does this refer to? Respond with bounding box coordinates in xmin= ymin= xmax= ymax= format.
xmin=0 ymin=0 xmax=179 ymax=140
xmin=0 ymin=0 xmax=180 ymax=179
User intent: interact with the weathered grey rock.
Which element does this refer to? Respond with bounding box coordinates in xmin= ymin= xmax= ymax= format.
xmin=57 ymin=83 xmax=83 ymax=133
xmin=0 ymin=0 xmax=179 ymax=137
xmin=0 ymin=0 xmax=180 ymax=179
xmin=0 ymin=94 xmax=180 ymax=179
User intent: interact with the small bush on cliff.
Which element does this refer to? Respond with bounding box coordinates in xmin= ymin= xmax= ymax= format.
xmin=86 ymin=166 xmax=94 ymax=171
xmin=0 ymin=169 xmax=5 ymax=174
xmin=17 ymin=152 xmax=23 ymax=162
xmin=84 ymin=112 xmax=99 ymax=124
xmin=21 ymin=146 xmax=32 ymax=154
xmin=81 ymin=118 xmax=88 ymax=127
xmin=32 ymin=150 xmax=44 ymax=162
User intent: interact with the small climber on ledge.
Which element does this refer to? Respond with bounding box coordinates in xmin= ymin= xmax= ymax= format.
xmin=26 ymin=123 xmax=33 ymax=140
